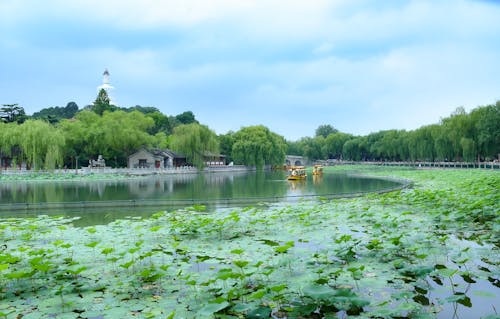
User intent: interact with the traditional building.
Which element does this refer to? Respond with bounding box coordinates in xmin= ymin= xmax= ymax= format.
xmin=204 ymin=152 xmax=226 ymax=166
xmin=127 ymin=149 xmax=187 ymax=169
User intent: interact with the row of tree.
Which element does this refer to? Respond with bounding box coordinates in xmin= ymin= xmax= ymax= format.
xmin=288 ymin=102 xmax=499 ymax=163
xmin=1 ymin=91 xmax=499 ymax=170
xmin=0 ymin=90 xmax=287 ymax=170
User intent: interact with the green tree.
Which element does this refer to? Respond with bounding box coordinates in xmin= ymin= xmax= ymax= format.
xmin=0 ymin=122 xmax=22 ymax=166
xmin=470 ymin=102 xmax=500 ymax=160
xmin=124 ymin=105 xmax=160 ymax=114
xmin=32 ymin=102 xmax=79 ymax=124
xmin=1 ymin=104 xmax=27 ymax=123
xmin=175 ymin=111 xmax=198 ymax=125
xmin=60 ymin=110 xmax=155 ymax=167
xmin=407 ymin=126 xmax=435 ymax=161
xmin=59 ymin=110 xmax=100 ymax=166
xmin=460 ymin=137 xmax=476 ymax=162
xmin=324 ymin=132 xmax=352 ymax=159
xmin=298 ymin=136 xmax=326 ymax=161
xmin=342 ymin=138 xmax=361 ymax=161
xmin=145 ymin=111 xmax=174 ymax=135
xmin=153 ymin=132 xmax=169 ymax=149
xmin=286 ymin=140 xmax=303 ymax=156
xmin=231 ymin=125 xmax=286 ymax=169
xmin=341 ymin=136 xmax=369 ymax=161
xmin=373 ymin=130 xmax=408 ymax=161
xmin=17 ymin=120 xmax=65 ymax=170
xmin=170 ymin=123 xmax=219 ymax=169
xmin=429 ymin=124 xmax=452 ymax=161
xmin=90 ymin=89 xmax=117 ymax=116
xmin=395 ymin=130 xmax=410 ymax=161
xmin=315 ymin=124 xmax=338 ymax=138
xmin=363 ymin=131 xmax=382 ymax=160
xmin=218 ymin=131 xmax=235 ymax=164
xmin=100 ymin=110 xmax=155 ymax=164
xmin=441 ymin=107 xmax=474 ymax=161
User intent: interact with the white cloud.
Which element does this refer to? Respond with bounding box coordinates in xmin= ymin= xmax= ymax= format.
xmin=70 ymin=0 xmax=252 ymax=28
xmin=1 ymin=0 xmax=500 ymax=140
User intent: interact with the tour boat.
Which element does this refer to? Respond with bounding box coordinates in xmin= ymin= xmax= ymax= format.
xmin=287 ymin=166 xmax=307 ymax=180
xmin=312 ymin=164 xmax=324 ymax=175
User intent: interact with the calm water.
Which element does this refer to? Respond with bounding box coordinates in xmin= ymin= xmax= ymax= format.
xmin=0 ymin=170 xmax=402 ymax=225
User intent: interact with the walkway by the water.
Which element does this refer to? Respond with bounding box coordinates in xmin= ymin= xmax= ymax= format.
xmin=325 ymin=160 xmax=500 ymax=169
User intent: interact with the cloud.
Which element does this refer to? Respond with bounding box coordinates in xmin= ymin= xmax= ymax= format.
xmin=1 ymin=0 xmax=500 ymax=141
xmin=80 ymin=0 xmax=255 ymax=28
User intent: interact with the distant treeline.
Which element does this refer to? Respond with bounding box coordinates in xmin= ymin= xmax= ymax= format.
xmin=287 ymin=102 xmax=499 ymax=163
xmin=1 ymin=91 xmax=499 ymax=170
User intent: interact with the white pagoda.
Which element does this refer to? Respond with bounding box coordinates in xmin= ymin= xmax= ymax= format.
xmin=97 ymin=68 xmax=115 ymax=104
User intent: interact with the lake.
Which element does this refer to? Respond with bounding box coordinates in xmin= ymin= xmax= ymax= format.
xmin=0 ymin=170 xmax=403 ymax=225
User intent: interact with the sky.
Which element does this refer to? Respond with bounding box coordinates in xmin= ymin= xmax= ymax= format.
xmin=1 ymin=0 xmax=500 ymax=141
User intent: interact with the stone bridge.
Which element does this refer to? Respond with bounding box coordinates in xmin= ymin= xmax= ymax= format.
xmin=285 ymin=155 xmax=306 ymax=166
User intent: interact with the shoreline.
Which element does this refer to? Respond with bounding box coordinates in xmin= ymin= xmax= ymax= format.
xmin=0 ymin=165 xmax=257 ymax=182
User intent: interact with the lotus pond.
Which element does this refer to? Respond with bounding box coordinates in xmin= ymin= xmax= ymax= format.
xmin=0 ymin=167 xmax=499 ymax=318
xmin=0 ymin=170 xmax=401 ymax=226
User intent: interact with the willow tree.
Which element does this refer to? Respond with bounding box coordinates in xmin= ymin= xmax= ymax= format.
xmin=324 ymin=132 xmax=353 ymax=160
xmin=407 ymin=126 xmax=436 ymax=161
xmin=100 ymin=110 xmax=155 ymax=164
xmin=460 ymin=137 xmax=477 ymax=162
xmin=296 ymin=136 xmax=325 ymax=162
xmin=0 ymin=123 xmax=16 ymax=155
xmin=441 ymin=107 xmax=474 ymax=161
xmin=342 ymin=138 xmax=362 ymax=161
xmin=0 ymin=122 xmax=21 ymax=167
xmin=59 ymin=110 xmax=100 ymax=166
xmin=231 ymin=125 xmax=286 ymax=169
xmin=470 ymin=102 xmax=500 ymax=160
xmin=17 ymin=120 xmax=65 ymax=170
xmin=169 ymin=123 xmax=219 ymax=169
xmin=60 ymin=110 xmax=155 ymax=167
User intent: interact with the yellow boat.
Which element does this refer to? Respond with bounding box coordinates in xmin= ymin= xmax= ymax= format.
xmin=287 ymin=166 xmax=307 ymax=180
xmin=312 ymin=164 xmax=324 ymax=175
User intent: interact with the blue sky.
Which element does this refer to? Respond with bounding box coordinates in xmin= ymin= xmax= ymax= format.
xmin=1 ymin=0 xmax=499 ymax=141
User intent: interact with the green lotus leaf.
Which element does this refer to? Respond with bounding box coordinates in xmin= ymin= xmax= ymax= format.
xmin=197 ymin=301 xmax=230 ymax=316
xmin=233 ymin=260 xmax=249 ymax=268
xmin=4 ymin=270 xmax=33 ymax=279
xmin=80 ymin=310 xmax=104 ymax=318
xmin=413 ymin=294 xmax=429 ymax=306
xmin=302 ymin=284 xmax=337 ymax=301
xmin=102 ymin=307 xmax=131 ymax=317
xmin=258 ymin=239 xmax=280 ymax=246
xmin=446 ymin=293 xmax=472 ymax=307
xmin=246 ymin=306 xmax=272 ymax=319
xmin=231 ymin=302 xmax=259 ymax=313
xmin=247 ymin=289 xmax=267 ymax=300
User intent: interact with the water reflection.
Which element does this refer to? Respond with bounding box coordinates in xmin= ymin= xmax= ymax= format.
xmin=0 ymin=171 xmax=402 ymax=224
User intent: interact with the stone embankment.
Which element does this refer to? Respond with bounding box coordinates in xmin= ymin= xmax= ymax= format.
xmin=0 ymin=165 xmax=255 ymax=176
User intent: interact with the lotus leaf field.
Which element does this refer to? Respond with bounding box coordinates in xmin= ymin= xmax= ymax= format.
xmin=0 ymin=167 xmax=499 ymax=318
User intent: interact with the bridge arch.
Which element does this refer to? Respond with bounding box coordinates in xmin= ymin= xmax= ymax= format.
xmin=285 ymin=155 xmax=305 ymax=166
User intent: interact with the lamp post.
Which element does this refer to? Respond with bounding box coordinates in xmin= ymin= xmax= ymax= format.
xmin=75 ymin=156 xmax=79 ymax=174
